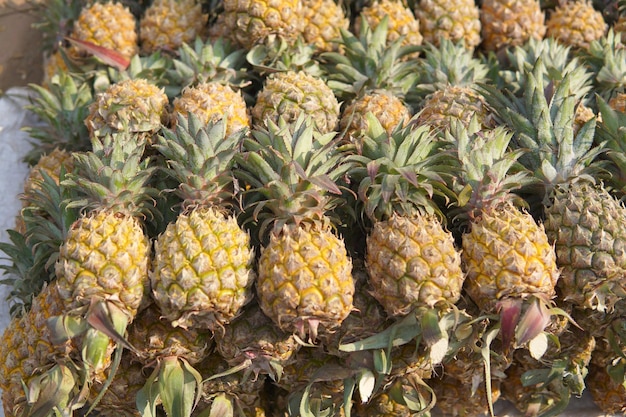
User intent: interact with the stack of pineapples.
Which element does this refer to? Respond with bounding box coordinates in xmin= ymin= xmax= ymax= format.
xmin=3 ymin=0 xmax=626 ymax=416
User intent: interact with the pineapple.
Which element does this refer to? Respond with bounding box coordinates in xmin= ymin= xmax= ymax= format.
xmin=164 ymin=36 xmax=251 ymax=99
xmin=171 ymin=81 xmax=250 ymax=136
xmin=354 ymin=0 xmax=423 ymax=48
xmin=213 ymin=299 xmax=301 ymax=381
xmin=68 ymin=1 xmax=139 ymax=61
xmin=84 ymin=77 xmax=169 ymax=141
xmin=139 ymin=0 xmax=208 ymax=54
xmin=480 ymin=0 xmax=546 ymax=52
xmin=339 ymin=89 xmax=411 ymax=146
xmin=194 ymin=352 xmax=269 ymax=416
xmin=0 ymin=284 xmax=73 ymax=417
xmin=150 ymin=115 xmax=256 ymax=332
xmin=129 ymin=304 xmax=213 ymax=417
xmin=251 ymin=70 xmax=340 ymax=133
xmin=414 ymin=0 xmax=482 ymax=49
xmin=546 ymin=0 xmax=607 ymax=50
xmin=411 ymin=38 xmax=494 ymax=132
xmin=52 ymin=130 xmax=155 ymax=399
xmin=431 ymin=373 xmax=502 ymax=416
xmin=217 ymin=0 xmax=305 ymax=49
xmin=87 ymin=350 xmax=148 ymax=417
xmin=349 ymin=116 xmax=464 ymax=319
xmin=587 ymin=360 xmax=626 ymax=414
xmin=483 ymin=61 xmax=626 ymax=317
xmin=448 ymin=119 xmax=560 ymax=351
xmin=301 ymin=0 xmax=350 ymax=53
xmin=236 ymin=116 xmax=354 ymax=342
xmin=322 ymin=17 xmax=419 ymax=144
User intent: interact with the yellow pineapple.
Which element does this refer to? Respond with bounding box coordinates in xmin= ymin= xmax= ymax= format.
xmin=354 ymin=0 xmax=423 ymax=48
xmin=301 ymin=0 xmax=350 ymax=52
xmin=251 ymin=70 xmax=340 ymax=133
xmin=69 ymin=1 xmax=138 ymax=61
xmin=546 ymin=0 xmax=607 ymax=50
xmin=480 ymin=0 xmax=546 ymax=52
xmin=350 ymin=116 xmax=464 ymax=319
xmin=217 ymin=0 xmax=305 ymax=49
xmin=171 ymin=81 xmax=250 ymax=136
xmin=0 ymin=284 xmax=72 ymax=417
xmin=150 ymin=115 xmax=256 ymax=332
xmin=139 ymin=0 xmax=208 ymax=54
xmin=51 ymin=130 xmax=155 ymax=402
xmin=324 ymin=16 xmax=420 ymax=144
xmin=339 ymin=89 xmax=411 ymax=146
xmin=236 ymin=116 xmax=354 ymax=342
xmin=414 ymin=0 xmax=482 ymax=48
xmin=84 ymin=77 xmax=169 ymax=141
xmin=449 ymin=119 xmax=559 ymax=346
xmin=412 ymin=38 xmax=494 ymax=132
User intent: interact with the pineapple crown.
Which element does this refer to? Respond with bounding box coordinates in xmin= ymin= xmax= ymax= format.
xmin=580 ymin=29 xmax=626 ymax=104
xmin=62 ymin=131 xmax=157 ymax=217
xmin=320 ymin=15 xmax=420 ymax=104
xmin=408 ymin=37 xmax=490 ymax=106
xmin=0 ymin=170 xmax=76 ymax=315
xmin=24 ymin=71 xmax=93 ymax=165
xmin=447 ymin=119 xmax=532 ymax=223
xmin=246 ymin=35 xmax=325 ymax=79
xmin=31 ymin=0 xmax=84 ymax=54
xmin=596 ymin=97 xmax=626 ymax=196
xmin=103 ymin=51 xmax=175 ymax=97
xmin=500 ymin=37 xmax=593 ymax=99
xmin=348 ymin=113 xmax=454 ymax=223
xmin=153 ymin=113 xmax=245 ymax=213
xmin=480 ymin=59 xmax=605 ymax=207
xmin=166 ymin=36 xmax=253 ymax=100
xmin=235 ymin=116 xmax=352 ymax=239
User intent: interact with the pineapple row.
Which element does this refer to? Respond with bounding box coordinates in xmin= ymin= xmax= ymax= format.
xmin=3 ymin=0 xmax=626 ymax=416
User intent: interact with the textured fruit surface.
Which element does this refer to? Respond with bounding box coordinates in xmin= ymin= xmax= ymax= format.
xmin=366 ymin=214 xmax=464 ymax=316
xmin=463 ymin=203 xmax=559 ymax=312
xmin=151 ymin=207 xmax=256 ymax=330
xmin=256 ymin=224 xmax=353 ymax=337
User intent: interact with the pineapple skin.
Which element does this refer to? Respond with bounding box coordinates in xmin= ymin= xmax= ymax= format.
xmin=479 ymin=0 xmax=546 ymax=52
xmin=252 ymin=70 xmax=340 ymax=134
xmin=127 ymin=304 xmax=213 ymax=366
xmin=339 ymin=90 xmax=411 ymax=144
xmin=172 ymin=82 xmax=250 ymax=137
xmin=151 ymin=207 xmax=256 ymax=331
xmin=417 ymin=85 xmax=495 ymax=132
xmin=301 ymin=0 xmax=350 ymax=52
xmin=139 ymin=0 xmax=208 ymax=54
xmin=462 ymin=202 xmax=559 ymax=312
xmin=220 ymin=0 xmax=305 ymax=49
xmin=0 ymin=284 xmax=69 ymax=417
xmin=366 ymin=213 xmax=464 ymax=317
xmin=85 ymin=78 xmax=169 ymax=138
xmin=354 ymin=0 xmax=423 ymax=47
xmin=256 ymin=223 xmax=354 ymax=339
xmin=55 ymin=209 xmax=151 ymax=319
xmin=545 ymin=182 xmax=626 ymax=312
xmin=415 ymin=0 xmax=482 ymax=48
xmin=69 ymin=1 xmax=138 ymax=60
xmin=546 ymin=0 xmax=607 ymax=51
